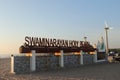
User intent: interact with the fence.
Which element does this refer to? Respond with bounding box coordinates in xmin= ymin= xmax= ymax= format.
xmin=11 ymin=50 xmax=97 ymax=74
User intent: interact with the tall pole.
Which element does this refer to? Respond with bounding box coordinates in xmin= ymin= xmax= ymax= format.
xmin=105 ymin=27 xmax=109 ymax=54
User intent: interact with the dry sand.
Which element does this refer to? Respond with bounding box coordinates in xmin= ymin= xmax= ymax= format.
xmin=0 ymin=58 xmax=120 ymax=80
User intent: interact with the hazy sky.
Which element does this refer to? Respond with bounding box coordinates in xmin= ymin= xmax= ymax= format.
xmin=0 ymin=0 xmax=120 ymax=54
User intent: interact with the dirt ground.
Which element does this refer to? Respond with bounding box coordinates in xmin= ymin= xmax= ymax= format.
xmin=0 ymin=58 xmax=120 ymax=80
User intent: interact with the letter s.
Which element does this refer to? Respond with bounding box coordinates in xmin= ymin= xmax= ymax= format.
xmin=25 ymin=36 xmax=30 ymax=46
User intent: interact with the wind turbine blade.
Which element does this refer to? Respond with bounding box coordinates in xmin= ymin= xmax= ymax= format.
xmin=109 ymin=27 xmax=113 ymax=30
xmin=105 ymin=21 xmax=108 ymax=28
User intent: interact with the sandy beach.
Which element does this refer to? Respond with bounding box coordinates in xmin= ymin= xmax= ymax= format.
xmin=0 ymin=58 xmax=120 ymax=80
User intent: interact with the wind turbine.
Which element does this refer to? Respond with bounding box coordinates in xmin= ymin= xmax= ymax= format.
xmin=104 ymin=21 xmax=113 ymax=54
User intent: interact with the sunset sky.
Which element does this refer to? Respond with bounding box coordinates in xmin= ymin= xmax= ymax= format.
xmin=0 ymin=0 xmax=120 ymax=54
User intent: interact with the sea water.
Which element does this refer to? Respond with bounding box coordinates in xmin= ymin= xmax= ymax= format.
xmin=0 ymin=53 xmax=11 ymax=58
